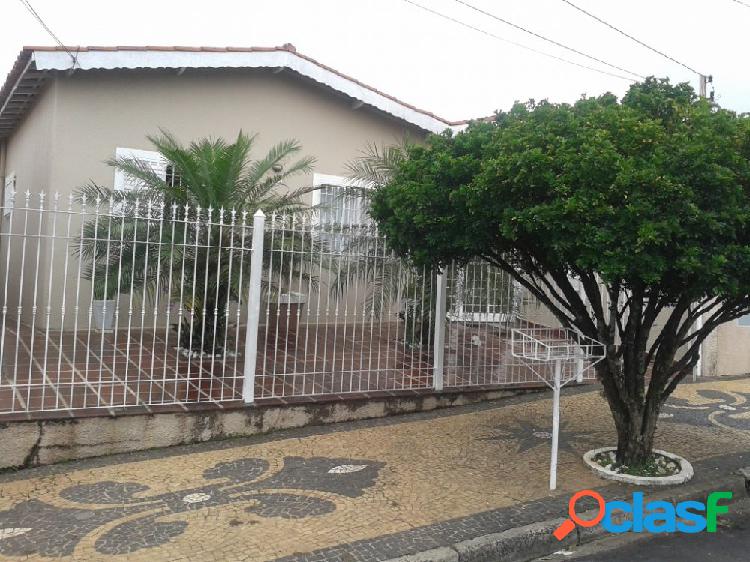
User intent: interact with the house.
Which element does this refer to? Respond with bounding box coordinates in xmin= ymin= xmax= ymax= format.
xmin=0 ymin=44 xmax=468 ymax=231
xmin=0 ymin=45 xmax=745 ymax=420
xmin=0 ymin=44 xmax=462 ymax=182
xmin=0 ymin=45 xmax=465 ymax=326
xmin=0 ymin=45 xmax=467 ymax=202
xmin=0 ymin=45 xmax=505 ymax=417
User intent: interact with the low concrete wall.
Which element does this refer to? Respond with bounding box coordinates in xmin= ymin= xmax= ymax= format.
xmin=0 ymin=388 xmax=539 ymax=471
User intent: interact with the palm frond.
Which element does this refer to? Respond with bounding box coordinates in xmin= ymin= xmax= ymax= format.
xmin=244 ymin=139 xmax=304 ymax=187
xmin=72 ymin=130 xmax=324 ymax=352
xmin=345 ymin=141 xmax=409 ymax=193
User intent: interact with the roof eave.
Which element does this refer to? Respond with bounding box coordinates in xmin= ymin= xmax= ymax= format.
xmin=0 ymin=47 xmax=465 ymax=138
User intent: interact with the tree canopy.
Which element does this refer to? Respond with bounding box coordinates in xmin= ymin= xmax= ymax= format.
xmin=370 ymin=78 xmax=750 ymax=464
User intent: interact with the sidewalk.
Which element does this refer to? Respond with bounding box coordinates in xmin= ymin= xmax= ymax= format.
xmin=0 ymin=376 xmax=748 ymax=561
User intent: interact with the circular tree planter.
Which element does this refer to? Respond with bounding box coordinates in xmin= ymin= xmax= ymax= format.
xmin=583 ymin=447 xmax=694 ymax=486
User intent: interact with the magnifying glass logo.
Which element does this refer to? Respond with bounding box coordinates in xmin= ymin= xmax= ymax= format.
xmin=553 ymin=490 xmax=606 ymax=540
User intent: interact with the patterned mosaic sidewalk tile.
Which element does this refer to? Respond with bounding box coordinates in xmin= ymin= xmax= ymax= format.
xmin=0 ymin=376 xmax=748 ymax=561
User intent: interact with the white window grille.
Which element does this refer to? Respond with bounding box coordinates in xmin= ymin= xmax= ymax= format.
xmin=113 ymin=147 xmax=167 ymax=191
xmin=447 ymin=262 xmax=514 ymax=323
xmin=312 ymin=173 xmax=369 ymax=251
xmin=312 ymin=174 xmax=368 ymax=224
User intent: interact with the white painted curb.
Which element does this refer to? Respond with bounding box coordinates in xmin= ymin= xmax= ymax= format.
xmin=583 ymin=447 xmax=694 ymax=486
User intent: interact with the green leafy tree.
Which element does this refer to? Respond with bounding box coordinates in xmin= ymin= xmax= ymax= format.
xmin=75 ymin=131 xmax=319 ymax=354
xmin=370 ymin=78 xmax=750 ymax=466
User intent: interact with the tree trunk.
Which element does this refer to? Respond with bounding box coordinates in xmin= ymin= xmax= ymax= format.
xmin=613 ymin=407 xmax=659 ymax=466
xmin=179 ymin=289 xmax=229 ymax=356
xmin=598 ymin=362 xmax=661 ymax=466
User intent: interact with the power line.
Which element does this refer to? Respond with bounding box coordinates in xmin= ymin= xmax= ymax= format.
xmin=451 ymin=0 xmax=645 ymax=80
xmin=401 ymin=0 xmax=636 ymax=82
xmin=558 ymin=0 xmax=703 ymax=75
xmin=730 ymin=0 xmax=750 ymax=8
xmin=17 ymin=0 xmax=77 ymax=65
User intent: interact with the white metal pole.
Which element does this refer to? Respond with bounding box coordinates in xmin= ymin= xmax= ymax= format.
xmin=432 ymin=271 xmax=447 ymax=391
xmin=692 ymin=313 xmax=704 ymax=381
xmin=550 ymin=358 xmax=562 ymax=490
xmin=242 ymin=209 xmax=265 ymax=403
xmin=692 ymin=75 xmax=709 ymax=381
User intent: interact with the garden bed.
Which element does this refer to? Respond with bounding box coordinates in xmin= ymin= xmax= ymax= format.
xmin=583 ymin=447 xmax=694 ymax=486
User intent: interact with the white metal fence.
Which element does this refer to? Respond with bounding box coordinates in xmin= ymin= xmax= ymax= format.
xmin=0 ymin=192 xmax=564 ymax=415
xmin=255 ymin=214 xmax=438 ymax=399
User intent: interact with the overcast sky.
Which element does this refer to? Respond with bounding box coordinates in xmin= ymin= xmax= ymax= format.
xmin=2 ymin=0 xmax=748 ymax=121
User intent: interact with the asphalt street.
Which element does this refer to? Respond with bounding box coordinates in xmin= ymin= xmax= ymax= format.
xmin=536 ymin=499 xmax=750 ymax=562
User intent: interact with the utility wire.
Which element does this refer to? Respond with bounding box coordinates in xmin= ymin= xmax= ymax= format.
xmin=402 ymin=0 xmax=636 ymax=81
xmin=452 ymin=0 xmax=645 ymax=79
xmin=17 ymin=0 xmax=77 ymax=65
xmin=730 ymin=0 xmax=750 ymax=8
xmin=559 ymin=0 xmax=703 ymax=75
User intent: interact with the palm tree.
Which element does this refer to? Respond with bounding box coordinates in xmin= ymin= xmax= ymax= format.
xmin=325 ymin=142 xmax=436 ymax=347
xmin=344 ymin=142 xmax=407 ymax=194
xmin=332 ymin=142 xmax=410 ymax=314
xmin=74 ymin=131 xmax=320 ymax=354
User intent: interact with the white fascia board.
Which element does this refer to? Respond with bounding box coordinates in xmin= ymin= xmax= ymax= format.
xmin=32 ymin=50 xmax=458 ymax=134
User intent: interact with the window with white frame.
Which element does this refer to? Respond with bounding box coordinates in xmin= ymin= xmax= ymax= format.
xmin=312 ymin=173 xmax=369 ymax=250
xmin=113 ymin=148 xmax=167 ymax=192
xmin=312 ymin=173 xmax=368 ymax=226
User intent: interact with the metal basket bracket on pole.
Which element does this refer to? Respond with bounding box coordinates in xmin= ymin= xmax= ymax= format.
xmin=511 ymin=327 xmax=605 ymax=490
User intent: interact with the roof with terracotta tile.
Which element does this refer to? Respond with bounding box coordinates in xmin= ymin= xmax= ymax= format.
xmin=0 ymin=44 xmax=475 ymax=138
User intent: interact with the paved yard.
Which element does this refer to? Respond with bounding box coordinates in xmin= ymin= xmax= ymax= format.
xmin=0 ymin=376 xmax=748 ymax=561
xmin=0 ymin=322 xmax=530 ymax=415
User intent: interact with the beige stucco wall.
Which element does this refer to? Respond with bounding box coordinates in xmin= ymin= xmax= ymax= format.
xmin=51 ymin=68 xmax=425 ymax=197
xmin=1 ymin=68 xmax=427 ymax=330
xmin=655 ymin=311 xmax=750 ymax=378
xmin=711 ymin=320 xmax=750 ymax=377
xmin=0 ymin=81 xmax=57 ymax=326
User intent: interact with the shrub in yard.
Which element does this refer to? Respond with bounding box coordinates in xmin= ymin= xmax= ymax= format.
xmin=74 ymin=131 xmax=319 ymax=355
xmin=370 ymin=78 xmax=750 ymax=466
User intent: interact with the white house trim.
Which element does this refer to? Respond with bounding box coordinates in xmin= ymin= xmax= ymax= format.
xmin=31 ymin=50 xmax=459 ymax=134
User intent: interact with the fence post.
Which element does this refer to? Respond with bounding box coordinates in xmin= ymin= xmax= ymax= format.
xmin=433 ymin=270 xmax=447 ymax=391
xmin=242 ymin=209 xmax=265 ymax=403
